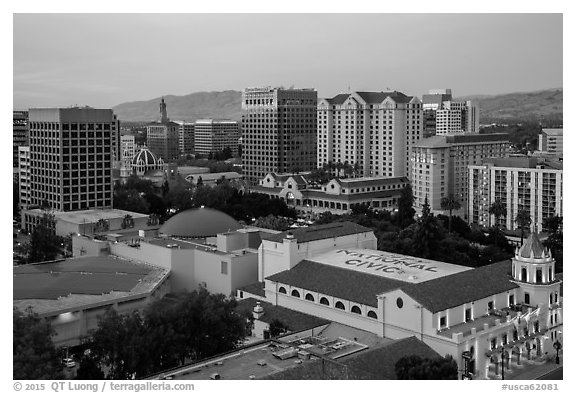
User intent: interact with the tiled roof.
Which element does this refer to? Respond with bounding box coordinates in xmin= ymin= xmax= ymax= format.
xmin=334 ymin=177 xmax=409 ymax=189
xmin=265 ymin=222 xmax=373 ymax=244
xmin=402 ymin=260 xmax=518 ymax=313
xmin=356 ymin=91 xmax=412 ymax=104
xmin=235 ymin=298 xmax=329 ymax=332
xmin=266 ymin=260 xmax=406 ymax=307
xmin=342 ymin=336 xmax=440 ymax=379
xmin=238 ymin=281 xmax=265 ymax=297
xmin=518 ymin=233 xmax=549 ymax=259
xmin=301 ymin=189 xmax=402 ymax=201
xmin=325 ymin=94 xmax=350 ymax=105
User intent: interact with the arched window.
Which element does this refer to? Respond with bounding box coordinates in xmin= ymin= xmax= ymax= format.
xmin=536 ymin=269 xmax=542 ymax=284
xmin=521 ymin=267 xmax=527 ymax=282
xmin=351 ymin=305 xmax=362 ymax=315
xmin=335 ymin=301 xmax=345 ymax=310
xmin=305 ymin=293 xmax=315 ymax=302
xmin=291 ymin=289 xmax=300 ymax=298
xmin=320 ymin=297 xmax=329 ymax=306
xmin=367 ymin=311 xmax=377 ymax=319
xmin=278 ymin=287 xmax=287 ymax=294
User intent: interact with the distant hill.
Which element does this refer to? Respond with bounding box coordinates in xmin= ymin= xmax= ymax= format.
xmin=113 ymin=90 xmax=243 ymax=122
xmin=113 ymin=88 xmax=563 ymax=125
xmin=456 ymin=88 xmax=563 ymax=124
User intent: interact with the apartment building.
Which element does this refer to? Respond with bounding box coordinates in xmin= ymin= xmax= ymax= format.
xmin=421 ymin=89 xmax=479 ymax=137
xmin=13 ymin=110 xmax=28 ymax=167
xmin=242 ymin=87 xmax=318 ymax=185
xmin=172 ymin=120 xmax=195 ymax=156
xmin=411 ymin=133 xmax=509 ymax=217
xmin=147 ymin=98 xmax=180 ymax=162
xmin=538 ymin=129 xmax=563 ymax=156
xmin=317 ymin=91 xmax=422 ymax=178
xmin=469 ymin=157 xmax=563 ymax=232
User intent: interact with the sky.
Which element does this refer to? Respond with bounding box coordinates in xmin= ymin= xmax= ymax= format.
xmin=13 ymin=13 xmax=563 ymax=109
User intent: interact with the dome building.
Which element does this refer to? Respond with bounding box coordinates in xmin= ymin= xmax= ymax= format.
xmin=160 ymin=207 xmax=243 ymax=239
xmin=118 ymin=146 xmax=167 ymax=182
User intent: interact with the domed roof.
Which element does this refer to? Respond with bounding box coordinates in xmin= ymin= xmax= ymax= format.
xmin=132 ymin=147 xmax=159 ymax=166
xmin=517 ymin=232 xmax=550 ymax=260
xmin=160 ymin=207 xmax=242 ymax=238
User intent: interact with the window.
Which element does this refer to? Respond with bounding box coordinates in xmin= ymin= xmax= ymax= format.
xmin=220 ymin=261 xmax=228 ymax=275
xmin=291 ymin=289 xmax=300 ymax=298
xmin=465 ymin=308 xmax=472 ymax=322
xmin=521 ymin=267 xmax=527 ymax=281
xmin=335 ymin=301 xmax=345 ymax=310
xmin=278 ymin=287 xmax=287 ymax=294
xmin=491 ymin=338 xmax=497 ymax=350
xmin=440 ymin=316 xmax=447 ymax=328
xmin=509 ymin=294 xmax=515 ymax=306
xmin=513 ymin=330 xmax=518 ymax=340
xmin=536 ymin=269 xmax=542 ymax=283
xmin=502 ymin=334 xmax=508 ymax=345
xmin=534 ymin=321 xmax=539 ymax=333
xmin=351 ymin=306 xmax=361 ymax=315
xmin=320 ymin=297 xmax=329 ymax=306
xmin=396 ymin=298 xmax=404 ymax=309
xmin=524 ymin=293 xmax=530 ymax=305
xmin=367 ymin=311 xmax=377 ymax=319
xmin=488 ymin=301 xmax=494 ymax=312
xmin=305 ymin=293 xmax=315 ymax=302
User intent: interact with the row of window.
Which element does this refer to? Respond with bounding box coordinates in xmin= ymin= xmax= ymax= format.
xmin=278 ymin=286 xmax=377 ymax=318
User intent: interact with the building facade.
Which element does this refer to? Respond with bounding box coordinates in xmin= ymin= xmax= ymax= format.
xmin=538 ymin=129 xmax=563 ymax=156
xmin=468 ymin=157 xmax=563 ymax=232
xmin=240 ymin=225 xmax=562 ymax=380
xmin=253 ymin=173 xmax=409 ymax=217
xmin=194 ymin=119 xmax=239 ymax=156
xmin=242 ymin=87 xmax=318 ymax=185
xmin=147 ymin=98 xmax=180 ymax=162
xmin=18 ymin=146 xmax=31 ymax=210
xmin=421 ymin=89 xmax=479 ymax=137
xmin=173 ymin=120 xmax=195 ymax=156
xmin=28 ymin=107 xmax=116 ymax=212
xmin=317 ymin=91 xmax=422 ymax=178
xmin=13 ymin=110 xmax=28 ymax=167
xmin=410 ymin=133 xmax=510 ymax=217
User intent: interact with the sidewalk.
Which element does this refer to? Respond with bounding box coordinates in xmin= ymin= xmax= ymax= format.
xmin=508 ymin=358 xmax=562 ymax=380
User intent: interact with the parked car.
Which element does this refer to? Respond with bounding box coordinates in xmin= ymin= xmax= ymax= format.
xmin=62 ymin=358 xmax=76 ymax=368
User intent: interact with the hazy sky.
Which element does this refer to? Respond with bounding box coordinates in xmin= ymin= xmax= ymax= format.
xmin=13 ymin=13 xmax=563 ymax=109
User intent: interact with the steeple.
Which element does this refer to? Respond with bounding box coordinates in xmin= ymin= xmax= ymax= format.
xmin=159 ymin=97 xmax=169 ymax=123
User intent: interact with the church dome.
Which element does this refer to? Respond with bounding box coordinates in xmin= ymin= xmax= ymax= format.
xmin=132 ymin=147 xmax=160 ymax=167
xmin=159 ymin=207 xmax=242 ymax=238
xmin=516 ymin=232 xmax=551 ymax=262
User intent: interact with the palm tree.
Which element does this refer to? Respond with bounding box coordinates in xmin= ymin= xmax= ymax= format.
xmin=352 ymin=162 xmax=361 ymax=178
xmin=488 ymin=199 xmax=507 ymax=229
xmin=515 ymin=209 xmax=532 ymax=244
xmin=440 ymin=194 xmax=461 ymax=234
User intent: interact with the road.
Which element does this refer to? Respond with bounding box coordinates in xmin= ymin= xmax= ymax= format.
xmin=536 ymin=366 xmax=563 ymax=380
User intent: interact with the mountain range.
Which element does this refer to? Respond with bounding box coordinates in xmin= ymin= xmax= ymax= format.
xmin=112 ymin=88 xmax=562 ymax=124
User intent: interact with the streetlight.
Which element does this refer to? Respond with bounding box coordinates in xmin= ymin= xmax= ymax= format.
xmin=501 ymin=346 xmax=505 ymax=380
xmin=553 ymin=340 xmax=562 ymax=364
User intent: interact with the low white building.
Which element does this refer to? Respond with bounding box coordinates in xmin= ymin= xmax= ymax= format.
xmin=240 ymin=227 xmax=563 ymax=380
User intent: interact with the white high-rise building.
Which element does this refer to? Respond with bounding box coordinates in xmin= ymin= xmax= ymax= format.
xmin=317 ymin=91 xmax=423 ymax=178
xmin=422 ymin=89 xmax=479 ymax=137
xmin=538 ymin=129 xmax=563 ymax=156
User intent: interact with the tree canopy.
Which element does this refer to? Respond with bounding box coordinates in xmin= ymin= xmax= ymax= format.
xmin=13 ymin=307 xmax=63 ymax=380
xmin=395 ymin=355 xmax=458 ymax=380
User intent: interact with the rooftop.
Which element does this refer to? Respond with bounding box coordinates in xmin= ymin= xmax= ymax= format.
xmin=265 ymin=222 xmax=373 ymax=244
xmin=26 ymin=208 xmax=149 ymax=224
xmin=13 ymin=256 xmax=168 ymax=316
xmin=159 ymin=207 xmax=243 ymax=238
xmin=542 ymin=128 xmax=563 ymax=136
xmin=402 ymin=260 xmax=518 ymax=313
xmin=414 ymin=133 xmax=509 ymax=148
xmin=334 ymin=176 xmax=409 ymax=187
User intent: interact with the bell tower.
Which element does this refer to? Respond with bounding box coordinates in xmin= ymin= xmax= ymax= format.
xmin=159 ymin=97 xmax=169 ymax=124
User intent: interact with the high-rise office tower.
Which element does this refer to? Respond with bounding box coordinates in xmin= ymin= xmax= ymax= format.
xmin=317 ymin=91 xmax=422 ymax=178
xmin=147 ymin=98 xmax=180 ymax=162
xmin=18 ymin=146 xmax=31 ymax=210
xmin=28 ymin=107 xmax=117 ymax=211
xmin=194 ymin=119 xmax=240 ymax=156
xmin=421 ymin=89 xmax=479 ymax=137
xmin=172 ymin=120 xmax=195 ymax=156
xmin=410 ymin=133 xmax=509 ymax=218
xmin=13 ymin=111 xmax=29 ymax=167
xmin=242 ymin=87 xmax=317 ymax=185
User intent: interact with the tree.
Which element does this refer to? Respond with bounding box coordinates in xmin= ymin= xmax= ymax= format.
xmin=161 ymin=180 xmax=170 ymax=197
xmin=395 ymin=355 xmax=458 ymax=380
xmin=515 ymin=209 xmax=532 ymax=243
xmin=196 ymin=176 xmax=203 ymax=187
xmin=543 ymin=216 xmax=563 ymax=272
xmin=268 ymin=319 xmax=289 ymax=338
xmin=26 ymin=211 xmax=63 ymax=264
xmin=13 ymin=179 xmax=20 ymax=218
xmin=254 ymin=214 xmax=292 ymax=231
xmin=75 ymin=353 xmax=105 ymax=380
xmin=412 ymin=197 xmax=443 ymax=259
xmin=396 ymin=185 xmax=416 ymax=229
xmin=489 ymin=199 xmax=507 ymax=229
xmin=13 ymin=307 xmax=64 ymax=380
xmin=440 ymin=194 xmax=461 ymax=234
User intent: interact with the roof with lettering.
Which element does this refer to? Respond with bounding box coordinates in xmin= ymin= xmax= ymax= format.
xmin=265 ymin=222 xmax=373 ymax=244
